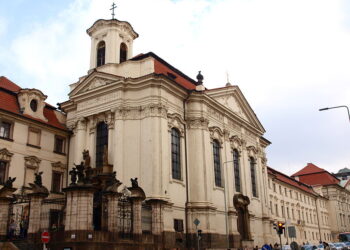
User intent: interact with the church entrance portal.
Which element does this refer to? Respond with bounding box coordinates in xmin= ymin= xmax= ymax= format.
xmin=233 ymin=194 xmax=251 ymax=241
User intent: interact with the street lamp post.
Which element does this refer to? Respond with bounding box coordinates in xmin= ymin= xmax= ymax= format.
xmin=223 ymin=160 xmax=234 ymax=250
xmin=319 ymin=105 xmax=350 ymax=122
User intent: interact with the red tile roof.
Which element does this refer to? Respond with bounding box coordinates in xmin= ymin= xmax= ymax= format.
xmin=0 ymin=77 xmax=66 ymax=130
xmin=292 ymin=163 xmax=325 ymax=176
xmin=131 ymin=52 xmax=197 ymax=90
xmin=292 ymin=163 xmax=340 ymax=186
xmin=268 ymin=166 xmax=317 ymax=196
xmin=0 ymin=76 xmax=21 ymax=92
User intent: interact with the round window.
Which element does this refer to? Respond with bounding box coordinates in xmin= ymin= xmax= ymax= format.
xmin=30 ymin=99 xmax=38 ymax=112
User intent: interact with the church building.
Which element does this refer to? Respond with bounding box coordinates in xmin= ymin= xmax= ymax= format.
xmin=2 ymin=13 xmax=343 ymax=250
xmin=59 ymin=16 xmax=271 ymax=248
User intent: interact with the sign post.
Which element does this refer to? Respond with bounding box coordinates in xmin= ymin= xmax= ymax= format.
xmin=193 ymin=218 xmax=200 ymax=250
xmin=41 ymin=231 xmax=50 ymax=250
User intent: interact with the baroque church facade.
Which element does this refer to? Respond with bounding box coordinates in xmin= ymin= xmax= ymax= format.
xmin=0 ymin=16 xmax=347 ymax=249
xmin=60 ymin=17 xmax=271 ymax=248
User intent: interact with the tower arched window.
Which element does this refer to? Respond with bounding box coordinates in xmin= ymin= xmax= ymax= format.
xmin=233 ymin=149 xmax=241 ymax=192
xmin=96 ymin=122 xmax=108 ymax=168
xmin=250 ymin=157 xmax=257 ymax=197
xmin=213 ymin=140 xmax=222 ymax=187
xmin=120 ymin=42 xmax=128 ymax=63
xmin=171 ymin=128 xmax=181 ymax=180
xmin=96 ymin=41 xmax=106 ymax=67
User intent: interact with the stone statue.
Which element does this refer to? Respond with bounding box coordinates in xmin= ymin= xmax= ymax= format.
xmin=82 ymin=149 xmax=91 ymax=167
xmin=34 ymin=172 xmax=43 ymax=186
xmin=85 ymin=166 xmax=93 ymax=184
xmin=131 ymin=177 xmax=138 ymax=188
xmin=69 ymin=167 xmax=77 ymax=185
xmin=103 ymin=145 xmax=108 ymax=165
xmin=4 ymin=177 xmax=16 ymax=188
xmin=75 ymin=162 xmax=85 ymax=184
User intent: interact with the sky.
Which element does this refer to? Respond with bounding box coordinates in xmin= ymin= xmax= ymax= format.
xmin=1 ymin=0 xmax=350 ymax=175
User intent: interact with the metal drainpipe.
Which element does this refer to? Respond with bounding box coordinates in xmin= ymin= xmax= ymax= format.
xmin=65 ymin=133 xmax=71 ymax=188
xmin=183 ymin=90 xmax=192 ymax=248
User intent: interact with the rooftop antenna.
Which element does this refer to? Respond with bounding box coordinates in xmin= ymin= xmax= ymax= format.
xmin=110 ymin=2 xmax=117 ymax=19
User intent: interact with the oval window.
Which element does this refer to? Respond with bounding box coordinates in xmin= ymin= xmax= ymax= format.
xmin=30 ymin=99 xmax=38 ymax=112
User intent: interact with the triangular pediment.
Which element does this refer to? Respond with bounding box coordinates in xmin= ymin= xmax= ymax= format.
xmin=207 ymin=86 xmax=265 ymax=133
xmin=69 ymin=71 xmax=124 ymax=97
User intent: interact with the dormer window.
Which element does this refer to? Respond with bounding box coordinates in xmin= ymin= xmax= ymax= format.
xmin=120 ymin=42 xmax=127 ymax=63
xmin=96 ymin=41 xmax=106 ymax=67
xmin=30 ymin=99 xmax=38 ymax=112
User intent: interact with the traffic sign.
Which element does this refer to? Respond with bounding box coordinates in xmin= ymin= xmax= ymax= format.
xmin=193 ymin=218 xmax=200 ymax=226
xmin=41 ymin=231 xmax=50 ymax=244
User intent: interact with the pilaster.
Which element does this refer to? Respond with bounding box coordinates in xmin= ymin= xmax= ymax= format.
xmin=28 ymin=193 xmax=48 ymax=234
xmin=63 ymin=185 xmax=96 ymax=231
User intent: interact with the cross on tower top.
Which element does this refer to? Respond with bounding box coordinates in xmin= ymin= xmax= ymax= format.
xmin=110 ymin=2 xmax=117 ymax=19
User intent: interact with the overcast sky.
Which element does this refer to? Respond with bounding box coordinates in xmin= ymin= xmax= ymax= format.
xmin=1 ymin=0 xmax=350 ymax=176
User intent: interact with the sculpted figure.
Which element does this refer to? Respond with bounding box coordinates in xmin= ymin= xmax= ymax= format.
xmin=131 ymin=177 xmax=138 ymax=188
xmin=4 ymin=177 xmax=16 ymax=188
xmin=34 ymin=172 xmax=43 ymax=186
xmin=85 ymin=166 xmax=93 ymax=184
xmin=82 ymin=150 xmax=91 ymax=167
xmin=74 ymin=162 xmax=85 ymax=184
xmin=69 ymin=167 xmax=77 ymax=185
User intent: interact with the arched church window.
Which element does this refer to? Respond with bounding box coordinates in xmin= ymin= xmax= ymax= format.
xmin=96 ymin=41 xmax=106 ymax=67
xmin=171 ymin=128 xmax=181 ymax=180
xmin=120 ymin=42 xmax=128 ymax=63
xmin=250 ymin=157 xmax=257 ymax=197
xmin=95 ymin=122 xmax=108 ymax=168
xmin=233 ymin=149 xmax=241 ymax=192
xmin=213 ymin=140 xmax=222 ymax=187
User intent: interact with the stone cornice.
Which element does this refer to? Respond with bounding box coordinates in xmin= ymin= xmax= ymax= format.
xmin=186 ymin=92 xmax=265 ymax=136
xmin=87 ymin=19 xmax=138 ymax=39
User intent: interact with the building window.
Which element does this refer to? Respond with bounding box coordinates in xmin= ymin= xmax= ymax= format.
xmin=51 ymin=171 xmax=63 ymax=193
xmin=281 ymin=205 xmax=284 ymax=217
xmin=174 ymin=219 xmax=184 ymax=232
xmin=213 ymin=140 xmax=222 ymax=187
xmin=54 ymin=136 xmax=65 ymax=154
xmin=0 ymin=121 xmax=12 ymax=140
xmin=171 ymin=128 xmax=181 ymax=180
xmin=30 ymin=99 xmax=38 ymax=112
xmin=250 ymin=157 xmax=257 ymax=197
xmin=96 ymin=41 xmax=106 ymax=67
xmin=275 ymin=204 xmax=279 ymax=216
xmin=233 ymin=149 xmax=241 ymax=192
xmin=0 ymin=161 xmax=8 ymax=184
xmin=27 ymin=128 xmax=41 ymax=148
xmin=95 ymin=122 xmax=108 ymax=168
xmin=273 ymin=183 xmax=276 ymax=192
xmin=120 ymin=42 xmax=128 ymax=63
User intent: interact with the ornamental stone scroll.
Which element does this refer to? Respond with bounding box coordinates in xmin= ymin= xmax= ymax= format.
xmin=167 ymin=113 xmax=185 ymax=136
xmin=186 ymin=117 xmax=209 ymax=130
xmin=230 ymin=135 xmax=243 ymax=153
xmin=0 ymin=148 xmax=13 ymax=162
xmin=209 ymin=126 xmax=224 ymax=145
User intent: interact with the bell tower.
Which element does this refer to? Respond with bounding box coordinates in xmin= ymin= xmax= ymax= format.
xmin=87 ymin=18 xmax=138 ymax=69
